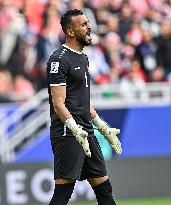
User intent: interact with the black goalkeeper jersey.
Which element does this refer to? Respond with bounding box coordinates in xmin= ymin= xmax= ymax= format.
xmin=47 ymin=44 xmax=94 ymax=137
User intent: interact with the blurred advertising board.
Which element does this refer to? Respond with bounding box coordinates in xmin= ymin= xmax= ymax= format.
xmin=0 ymin=163 xmax=95 ymax=205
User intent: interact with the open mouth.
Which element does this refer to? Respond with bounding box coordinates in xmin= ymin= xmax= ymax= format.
xmin=86 ymin=31 xmax=91 ymax=36
xmin=86 ymin=31 xmax=92 ymax=40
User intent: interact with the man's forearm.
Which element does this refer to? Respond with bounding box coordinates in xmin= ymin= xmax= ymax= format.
xmin=53 ymin=100 xmax=72 ymax=123
xmin=51 ymin=86 xmax=72 ymax=122
xmin=90 ymin=105 xmax=98 ymax=119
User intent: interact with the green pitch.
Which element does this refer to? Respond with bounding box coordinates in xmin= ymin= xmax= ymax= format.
xmin=68 ymin=197 xmax=171 ymax=205
xmin=34 ymin=198 xmax=171 ymax=205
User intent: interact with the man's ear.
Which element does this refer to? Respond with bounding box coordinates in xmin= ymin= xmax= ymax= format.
xmin=67 ymin=27 xmax=75 ymax=37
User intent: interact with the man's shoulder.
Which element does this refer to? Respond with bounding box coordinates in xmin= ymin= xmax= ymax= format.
xmin=48 ymin=46 xmax=69 ymax=63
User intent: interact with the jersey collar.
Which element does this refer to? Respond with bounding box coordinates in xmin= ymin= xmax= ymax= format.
xmin=62 ymin=44 xmax=83 ymax=54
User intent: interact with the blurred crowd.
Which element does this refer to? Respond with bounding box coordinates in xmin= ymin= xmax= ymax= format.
xmin=0 ymin=0 xmax=171 ymax=101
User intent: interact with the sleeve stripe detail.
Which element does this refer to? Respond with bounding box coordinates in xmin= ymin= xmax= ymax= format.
xmin=50 ymin=83 xmax=66 ymax=86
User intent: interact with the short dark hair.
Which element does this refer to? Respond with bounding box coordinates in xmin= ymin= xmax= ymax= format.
xmin=60 ymin=9 xmax=83 ymax=34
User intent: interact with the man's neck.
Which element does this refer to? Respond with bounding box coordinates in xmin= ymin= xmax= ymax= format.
xmin=65 ymin=39 xmax=84 ymax=52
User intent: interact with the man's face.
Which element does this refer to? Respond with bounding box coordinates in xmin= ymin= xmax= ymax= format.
xmin=70 ymin=14 xmax=92 ymax=46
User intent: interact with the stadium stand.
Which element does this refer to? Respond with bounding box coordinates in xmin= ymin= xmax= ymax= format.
xmin=0 ymin=0 xmax=171 ymax=101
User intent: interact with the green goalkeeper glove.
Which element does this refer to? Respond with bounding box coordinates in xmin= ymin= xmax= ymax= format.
xmin=92 ymin=115 xmax=122 ymax=155
xmin=65 ymin=118 xmax=91 ymax=157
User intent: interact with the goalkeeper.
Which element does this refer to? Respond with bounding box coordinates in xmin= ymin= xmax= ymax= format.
xmin=47 ymin=9 xmax=122 ymax=205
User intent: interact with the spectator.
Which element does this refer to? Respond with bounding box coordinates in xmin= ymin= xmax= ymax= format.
xmin=68 ymin=0 xmax=98 ymax=32
xmin=107 ymin=14 xmax=119 ymax=33
xmin=6 ymin=37 xmax=32 ymax=77
xmin=155 ymin=20 xmax=171 ymax=76
xmin=0 ymin=1 xmax=26 ymax=65
xmin=94 ymin=8 xmax=110 ymax=34
xmin=120 ymin=59 xmax=147 ymax=101
xmin=13 ymin=75 xmax=35 ymax=100
xmin=149 ymin=66 xmax=166 ymax=82
xmin=130 ymin=0 xmax=149 ymax=20
xmin=108 ymin=0 xmax=122 ymax=14
xmin=118 ymin=3 xmax=133 ymax=42
xmin=135 ymin=28 xmax=157 ymax=78
xmin=121 ymin=43 xmax=135 ymax=71
xmin=84 ymin=34 xmax=110 ymax=84
xmin=163 ymin=0 xmax=171 ymax=20
xmin=140 ymin=7 xmax=160 ymax=37
xmin=126 ymin=19 xmax=143 ymax=46
xmin=104 ymin=32 xmax=122 ymax=67
xmin=23 ymin=0 xmax=45 ymax=34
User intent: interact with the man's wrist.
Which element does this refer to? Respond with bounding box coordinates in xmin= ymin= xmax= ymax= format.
xmin=91 ymin=115 xmax=106 ymax=129
xmin=64 ymin=117 xmax=77 ymax=130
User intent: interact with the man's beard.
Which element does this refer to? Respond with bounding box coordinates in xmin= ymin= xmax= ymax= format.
xmin=76 ymin=34 xmax=91 ymax=46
